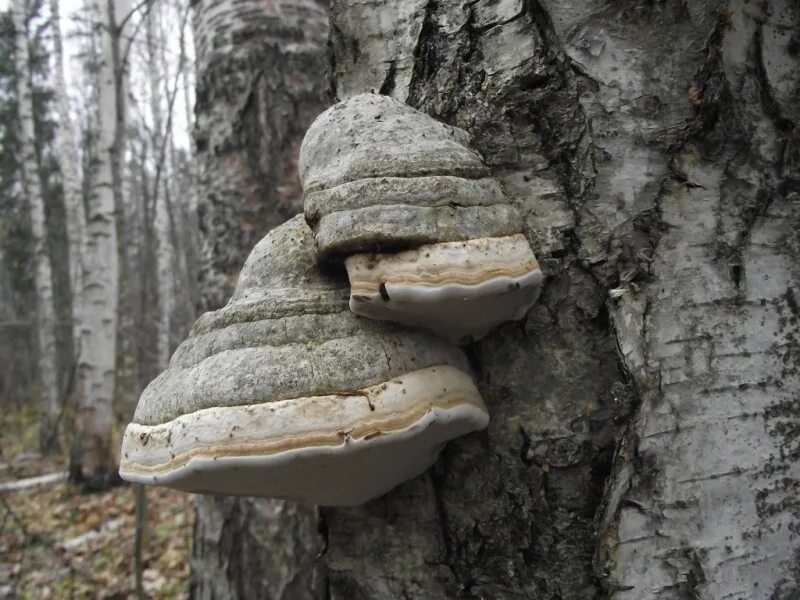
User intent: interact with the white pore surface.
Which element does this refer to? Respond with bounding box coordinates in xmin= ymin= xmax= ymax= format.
xmin=119 ymin=365 xmax=488 ymax=506
xmin=346 ymin=235 xmax=544 ymax=343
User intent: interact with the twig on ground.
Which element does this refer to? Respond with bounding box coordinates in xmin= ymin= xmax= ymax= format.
xmin=61 ymin=517 xmax=125 ymax=551
xmin=0 ymin=471 xmax=68 ymax=493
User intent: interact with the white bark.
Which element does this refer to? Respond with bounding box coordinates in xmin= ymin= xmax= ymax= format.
xmin=50 ymin=0 xmax=87 ymax=360
xmin=605 ymin=8 xmax=800 ymax=598
xmin=538 ymin=0 xmax=800 ymax=596
xmin=74 ymin=0 xmax=128 ymax=483
xmin=61 ymin=517 xmax=125 ymax=551
xmin=154 ymin=191 xmax=174 ymax=368
xmin=12 ymin=0 xmax=60 ymax=452
xmin=146 ymin=3 xmax=174 ymax=368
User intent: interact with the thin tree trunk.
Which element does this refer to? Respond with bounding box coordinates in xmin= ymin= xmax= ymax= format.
xmin=12 ymin=0 xmax=61 ymax=454
xmin=71 ymin=0 xmax=128 ymax=488
xmin=178 ymin=0 xmax=199 ymax=323
xmin=154 ymin=188 xmax=174 ymax=368
xmin=110 ymin=0 xmax=139 ymax=417
xmin=146 ymin=2 xmax=173 ymax=369
xmin=49 ymin=0 xmax=87 ymax=367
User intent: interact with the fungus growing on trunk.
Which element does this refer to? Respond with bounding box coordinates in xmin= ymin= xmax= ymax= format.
xmin=119 ymin=216 xmax=488 ymax=506
xmin=300 ymin=93 xmax=543 ymax=343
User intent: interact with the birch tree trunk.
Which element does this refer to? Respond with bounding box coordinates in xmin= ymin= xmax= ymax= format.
xmin=189 ymin=0 xmax=800 ymax=598
xmin=71 ymin=0 xmax=128 ymax=488
xmin=193 ymin=0 xmax=331 ymax=310
xmin=327 ymin=0 xmax=800 ymax=597
xmin=590 ymin=2 xmax=800 ymax=596
xmin=12 ymin=0 xmax=61 ymax=453
xmin=49 ymin=0 xmax=87 ymax=366
xmin=146 ymin=2 xmax=174 ymax=369
xmin=189 ymin=1 xmax=330 ymax=597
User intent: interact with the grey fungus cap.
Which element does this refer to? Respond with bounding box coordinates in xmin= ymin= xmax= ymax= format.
xmin=299 ymin=94 xmax=544 ymax=343
xmin=300 ymin=93 xmax=516 ymax=259
xmin=119 ymin=216 xmax=488 ymax=506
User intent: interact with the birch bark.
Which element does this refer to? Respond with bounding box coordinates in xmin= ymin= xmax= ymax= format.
xmin=49 ymin=0 xmax=87 ymax=365
xmin=12 ymin=0 xmax=60 ymax=453
xmin=589 ymin=1 xmax=800 ymax=596
xmin=146 ymin=2 xmax=174 ymax=369
xmin=71 ymin=0 xmax=129 ymax=487
xmin=193 ymin=0 xmax=331 ymax=310
xmin=323 ymin=1 xmax=800 ymax=597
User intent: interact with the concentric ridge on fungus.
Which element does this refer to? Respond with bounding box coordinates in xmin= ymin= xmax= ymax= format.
xmin=300 ymin=93 xmax=544 ymax=342
xmin=119 ymin=215 xmax=488 ymax=506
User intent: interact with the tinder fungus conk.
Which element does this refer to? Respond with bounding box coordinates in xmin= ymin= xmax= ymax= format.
xmin=119 ymin=216 xmax=488 ymax=506
xmin=300 ymin=93 xmax=543 ymax=343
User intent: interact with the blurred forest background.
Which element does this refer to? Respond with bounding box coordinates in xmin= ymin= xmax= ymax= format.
xmin=1 ymin=0 xmax=198 ymax=595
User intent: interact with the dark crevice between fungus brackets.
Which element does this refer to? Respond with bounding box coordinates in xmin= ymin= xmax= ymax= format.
xmin=118 ymin=216 xmax=489 ymax=506
xmin=299 ymin=93 xmax=545 ymax=344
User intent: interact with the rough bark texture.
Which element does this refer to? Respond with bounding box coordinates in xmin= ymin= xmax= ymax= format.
xmin=324 ymin=1 xmax=615 ymax=597
xmin=190 ymin=1 xmax=330 ymax=598
xmin=594 ymin=1 xmax=800 ymax=596
xmin=190 ymin=0 xmax=800 ymax=597
xmin=13 ymin=0 xmax=60 ymax=453
xmin=323 ymin=0 xmax=800 ymax=598
xmin=193 ymin=0 xmax=331 ymax=310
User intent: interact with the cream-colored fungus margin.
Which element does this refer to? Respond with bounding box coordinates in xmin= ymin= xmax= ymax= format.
xmin=120 ymin=365 xmax=488 ymax=506
xmin=346 ymin=234 xmax=544 ymax=343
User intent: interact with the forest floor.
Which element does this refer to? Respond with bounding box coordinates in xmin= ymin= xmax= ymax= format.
xmin=0 ymin=406 xmax=193 ymax=599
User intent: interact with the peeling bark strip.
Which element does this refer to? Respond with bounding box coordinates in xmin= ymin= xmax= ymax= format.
xmin=12 ymin=0 xmax=60 ymax=453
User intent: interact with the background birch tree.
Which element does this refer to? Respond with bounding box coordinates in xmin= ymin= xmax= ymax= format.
xmin=70 ymin=0 xmax=129 ymax=488
xmin=0 ymin=3 xmax=63 ymax=432
xmin=1 ymin=0 xmax=197 ymax=504
xmin=190 ymin=0 xmax=800 ymax=598
xmin=50 ymin=0 xmax=86 ymax=380
xmin=12 ymin=0 xmax=60 ymax=454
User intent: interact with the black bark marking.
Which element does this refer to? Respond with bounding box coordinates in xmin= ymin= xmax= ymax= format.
xmin=378 ymin=60 xmax=397 ymax=95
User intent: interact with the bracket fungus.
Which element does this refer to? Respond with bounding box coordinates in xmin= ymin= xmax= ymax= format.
xmin=119 ymin=216 xmax=488 ymax=506
xmin=300 ymin=93 xmax=544 ymax=343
